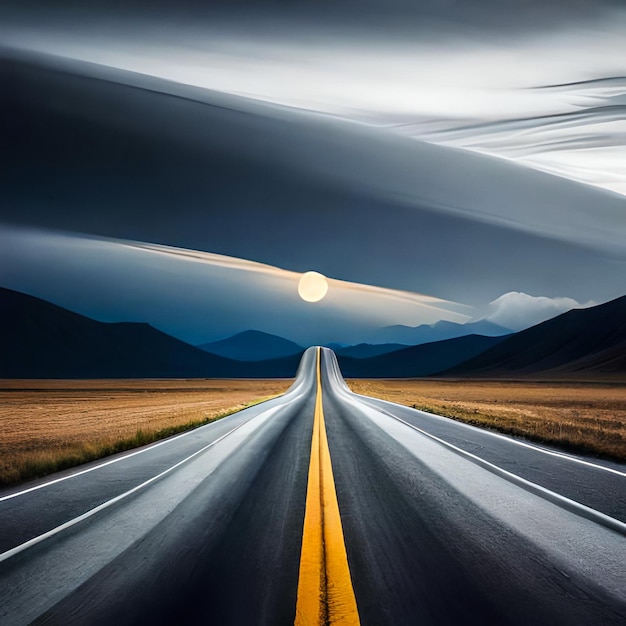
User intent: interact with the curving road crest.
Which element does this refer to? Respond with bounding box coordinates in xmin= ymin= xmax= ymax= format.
xmin=0 ymin=347 xmax=625 ymax=625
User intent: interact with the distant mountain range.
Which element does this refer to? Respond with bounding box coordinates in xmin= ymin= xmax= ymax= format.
xmin=442 ymin=294 xmax=626 ymax=378
xmin=334 ymin=343 xmax=409 ymax=359
xmin=337 ymin=334 xmax=508 ymax=378
xmin=370 ymin=319 xmax=511 ymax=345
xmin=2 ymin=287 xmax=624 ymax=379
xmin=196 ymin=321 xmax=510 ymax=362
xmin=197 ymin=330 xmax=303 ymax=361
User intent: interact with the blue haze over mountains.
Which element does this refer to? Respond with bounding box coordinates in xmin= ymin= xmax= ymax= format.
xmin=198 ymin=321 xmax=512 ymax=362
xmin=369 ymin=320 xmax=511 ymax=346
xmin=2 ymin=287 xmax=625 ymax=379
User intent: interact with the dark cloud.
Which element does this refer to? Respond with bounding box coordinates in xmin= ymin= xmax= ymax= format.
xmin=2 ymin=50 xmax=625 ymax=311
xmin=0 ymin=0 xmax=621 ymax=40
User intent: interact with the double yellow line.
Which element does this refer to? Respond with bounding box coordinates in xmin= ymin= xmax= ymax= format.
xmin=295 ymin=348 xmax=360 ymax=625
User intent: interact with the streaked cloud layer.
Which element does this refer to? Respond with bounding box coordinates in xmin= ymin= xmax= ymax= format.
xmin=2 ymin=7 xmax=625 ymax=194
xmin=2 ymin=50 xmax=625 ymax=311
xmin=414 ymin=77 xmax=626 ymax=196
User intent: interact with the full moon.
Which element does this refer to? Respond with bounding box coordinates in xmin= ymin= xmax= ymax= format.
xmin=298 ymin=271 xmax=329 ymax=303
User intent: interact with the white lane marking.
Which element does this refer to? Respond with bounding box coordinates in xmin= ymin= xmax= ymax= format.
xmin=356 ymin=394 xmax=626 ymax=478
xmin=0 ymin=395 xmax=286 ymax=503
xmin=0 ymin=405 xmax=282 ymax=564
xmin=340 ymin=390 xmax=626 ymax=536
xmin=323 ymin=351 xmax=624 ymax=478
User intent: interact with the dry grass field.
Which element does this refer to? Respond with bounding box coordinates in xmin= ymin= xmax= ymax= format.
xmin=348 ymin=379 xmax=626 ymax=462
xmin=0 ymin=379 xmax=290 ymax=486
xmin=3 ymin=377 xmax=625 ymax=487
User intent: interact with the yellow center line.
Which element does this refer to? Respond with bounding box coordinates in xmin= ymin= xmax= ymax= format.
xmin=295 ymin=348 xmax=361 ymax=626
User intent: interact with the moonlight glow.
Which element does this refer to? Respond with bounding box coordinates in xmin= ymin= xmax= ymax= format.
xmin=298 ymin=271 xmax=329 ymax=303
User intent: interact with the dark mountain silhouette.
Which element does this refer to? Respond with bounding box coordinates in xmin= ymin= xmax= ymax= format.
xmin=337 ymin=334 xmax=508 ymax=378
xmin=197 ymin=330 xmax=303 ymax=361
xmin=334 ymin=343 xmax=409 ymax=359
xmin=6 ymin=286 xmax=623 ymax=380
xmin=370 ymin=319 xmax=511 ymax=345
xmin=442 ymin=295 xmax=626 ymax=377
xmin=0 ymin=288 xmax=299 ymax=378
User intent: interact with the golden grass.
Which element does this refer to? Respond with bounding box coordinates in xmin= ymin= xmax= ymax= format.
xmin=0 ymin=379 xmax=290 ymax=486
xmin=347 ymin=379 xmax=626 ymax=462
xmin=4 ymin=377 xmax=624 ymax=487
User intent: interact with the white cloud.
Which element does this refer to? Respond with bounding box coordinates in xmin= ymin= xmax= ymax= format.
xmin=483 ymin=292 xmax=595 ymax=331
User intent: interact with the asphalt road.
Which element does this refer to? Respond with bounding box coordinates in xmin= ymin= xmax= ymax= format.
xmin=0 ymin=347 xmax=624 ymax=625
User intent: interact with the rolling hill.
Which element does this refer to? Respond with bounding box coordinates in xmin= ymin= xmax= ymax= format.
xmin=197 ymin=330 xmax=303 ymax=361
xmin=442 ymin=295 xmax=626 ymax=377
xmin=0 ymin=288 xmax=300 ymax=378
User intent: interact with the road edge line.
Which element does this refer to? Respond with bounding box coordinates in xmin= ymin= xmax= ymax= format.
xmin=344 ymin=390 xmax=626 ymax=537
xmin=355 ymin=394 xmax=626 ymax=478
xmin=0 ymin=409 xmax=276 ymax=564
xmin=0 ymin=394 xmax=287 ymax=503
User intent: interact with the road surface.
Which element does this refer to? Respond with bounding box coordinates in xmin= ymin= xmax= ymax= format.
xmin=1 ymin=347 xmax=624 ymax=625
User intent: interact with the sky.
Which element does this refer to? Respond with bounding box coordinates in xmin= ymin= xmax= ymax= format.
xmin=0 ymin=226 xmax=473 ymax=345
xmin=1 ymin=0 xmax=625 ymax=345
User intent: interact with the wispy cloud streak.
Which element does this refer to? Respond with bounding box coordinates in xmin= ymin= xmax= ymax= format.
xmin=128 ymin=240 xmax=471 ymax=315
